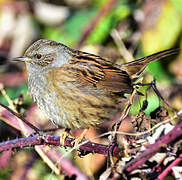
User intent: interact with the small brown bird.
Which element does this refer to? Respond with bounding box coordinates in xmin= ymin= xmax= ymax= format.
xmin=12 ymin=39 xmax=179 ymax=132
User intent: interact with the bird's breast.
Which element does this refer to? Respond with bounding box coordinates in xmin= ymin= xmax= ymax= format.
xmin=27 ymin=73 xmax=71 ymax=127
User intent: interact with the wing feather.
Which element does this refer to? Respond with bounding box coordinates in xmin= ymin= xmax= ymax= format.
xmin=59 ymin=51 xmax=133 ymax=95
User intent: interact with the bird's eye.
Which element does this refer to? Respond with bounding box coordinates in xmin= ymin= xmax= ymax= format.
xmin=36 ymin=54 xmax=42 ymax=59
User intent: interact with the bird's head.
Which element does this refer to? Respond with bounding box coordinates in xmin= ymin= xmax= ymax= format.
xmin=12 ymin=39 xmax=71 ymax=72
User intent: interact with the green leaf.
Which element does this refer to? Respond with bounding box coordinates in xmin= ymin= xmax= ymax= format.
xmin=0 ymin=168 xmax=10 ymax=180
xmin=87 ymin=1 xmax=133 ymax=44
xmin=141 ymin=0 xmax=182 ymax=81
xmin=130 ymin=93 xmax=160 ymax=115
xmin=44 ymin=9 xmax=97 ymax=47
xmin=0 ymin=84 xmax=28 ymax=106
xmin=142 ymin=0 xmax=182 ymax=52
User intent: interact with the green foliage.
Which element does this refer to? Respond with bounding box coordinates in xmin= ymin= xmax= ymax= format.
xmin=141 ymin=0 xmax=182 ymax=81
xmin=130 ymin=86 xmax=160 ymax=115
xmin=44 ymin=1 xmax=136 ymax=46
xmin=171 ymin=0 xmax=182 ymax=14
xmin=0 ymin=168 xmax=10 ymax=180
xmin=44 ymin=174 xmax=60 ymax=180
xmin=0 ymin=84 xmax=28 ymax=106
xmin=87 ymin=1 xmax=134 ymax=44
xmin=33 ymin=160 xmax=58 ymax=180
xmin=44 ymin=9 xmax=97 ymax=46
xmin=0 ymin=0 xmax=181 ymax=178
xmin=92 ymin=0 xmax=109 ymax=8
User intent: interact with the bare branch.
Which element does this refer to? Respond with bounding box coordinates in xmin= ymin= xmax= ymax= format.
xmin=123 ymin=118 xmax=182 ymax=172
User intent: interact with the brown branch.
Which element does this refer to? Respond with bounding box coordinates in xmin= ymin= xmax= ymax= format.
xmin=0 ymin=102 xmax=40 ymax=133
xmin=0 ymin=104 xmax=124 ymax=156
xmin=123 ymin=120 xmax=182 ymax=173
xmin=157 ymin=154 xmax=182 ymax=180
xmin=0 ymin=133 xmax=123 ymax=158
xmin=77 ymin=0 xmax=118 ymax=48
xmin=0 ymin=106 xmax=89 ymax=179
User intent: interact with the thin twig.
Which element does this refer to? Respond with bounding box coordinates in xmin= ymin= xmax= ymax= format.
xmin=0 ymin=108 xmax=90 ymax=179
xmin=157 ymin=154 xmax=182 ymax=180
xmin=0 ymin=84 xmax=16 ymax=111
xmin=0 ymin=102 xmax=40 ymax=133
xmin=111 ymin=29 xmax=134 ymax=62
xmin=123 ymin=120 xmax=182 ymax=173
xmin=77 ymin=0 xmax=118 ymax=48
xmin=135 ymin=80 xmax=175 ymax=112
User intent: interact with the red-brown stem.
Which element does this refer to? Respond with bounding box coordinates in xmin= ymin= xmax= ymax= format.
xmin=0 ymin=136 xmax=41 ymax=152
xmin=123 ymin=121 xmax=182 ymax=172
xmin=0 ymin=108 xmax=89 ymax=179
xmin=0 ymin=102 xmax=40 ymax=133
xmin=0 ymin=134 xmax=123 ymax=158
xmin=77 ymin=0 xmax=118 ymax=48
xmin=157 ymin=154 xmax=182 ymax=180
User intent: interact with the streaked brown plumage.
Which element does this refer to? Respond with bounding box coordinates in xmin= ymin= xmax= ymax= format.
xmin=12 ymin=39 xmax=179 ymax=129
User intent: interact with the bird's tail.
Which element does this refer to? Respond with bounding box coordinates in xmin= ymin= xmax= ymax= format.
xmin=119 ymin=48 xmax=180 ymax=80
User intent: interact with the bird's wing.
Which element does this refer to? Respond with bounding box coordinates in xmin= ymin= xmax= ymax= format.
xmin=53 ymin=51 xmax=133 ymax=95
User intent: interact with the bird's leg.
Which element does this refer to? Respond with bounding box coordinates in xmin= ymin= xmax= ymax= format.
xmin=60 ymin=128 xmax=72 ymax=146
xmin=71 ymin=128 xmax=89 ymax=148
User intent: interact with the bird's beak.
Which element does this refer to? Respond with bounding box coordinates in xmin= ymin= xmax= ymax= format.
xmin=11 ymin=56 xmax=32 ymax=62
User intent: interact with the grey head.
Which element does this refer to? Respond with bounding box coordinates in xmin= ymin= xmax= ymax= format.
xmin=12 ymin=39 xmax=72 ymax=73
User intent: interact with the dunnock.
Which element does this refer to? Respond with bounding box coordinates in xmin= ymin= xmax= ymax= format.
xmin=12 ymin=39 xmax=179 ymax=132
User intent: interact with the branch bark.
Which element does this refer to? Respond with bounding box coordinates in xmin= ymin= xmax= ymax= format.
xmin=0 ymin=107 xmax=90 ymax=179
xmin=123 ymin=120 xmax=182 ymax=173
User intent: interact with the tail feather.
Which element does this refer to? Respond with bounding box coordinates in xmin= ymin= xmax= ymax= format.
xmin=119 ymin=48 xmax=180 ymax=79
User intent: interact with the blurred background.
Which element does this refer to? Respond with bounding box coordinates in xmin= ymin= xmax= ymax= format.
xmin=0 ymin=0 xmax=182 ymax=179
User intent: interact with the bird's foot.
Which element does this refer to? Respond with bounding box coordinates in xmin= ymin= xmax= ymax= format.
xmin=71 ymin=128 xmax=88 ymax=149
xmin=60 ymin=128 xmax=72 ymax=146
